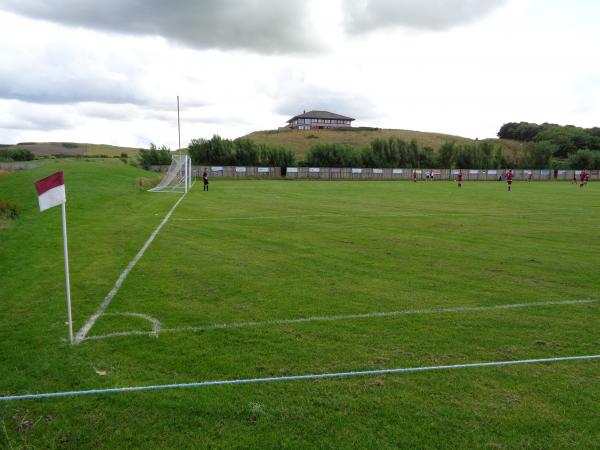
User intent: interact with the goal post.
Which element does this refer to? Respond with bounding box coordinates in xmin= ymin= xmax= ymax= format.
xmin=149 ymin=154 xmax=193 ymax=193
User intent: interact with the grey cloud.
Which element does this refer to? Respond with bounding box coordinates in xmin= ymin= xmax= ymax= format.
xmin=0 ymin=42 xmax=152 ymax=105
xmin=0 ymin=105 xmax=73 ymax=131
xmin=342 ymin=0 xmax=507 ymax=33
xmin=0 ymin=0 xmax=320 ymax=53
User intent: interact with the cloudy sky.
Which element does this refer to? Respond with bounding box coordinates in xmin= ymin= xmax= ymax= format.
xmin=0 ymin=0 xmax=599 ymax=148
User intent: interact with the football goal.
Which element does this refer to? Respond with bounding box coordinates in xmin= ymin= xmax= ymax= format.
xmin=149 ymin=154 xmax=193 ymax=193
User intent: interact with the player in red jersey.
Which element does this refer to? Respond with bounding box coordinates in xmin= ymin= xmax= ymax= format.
xmin=506 ymin=169 xmax=513 ymax=191
xmin=579 ymin=170 xmax=587 ymax=188
xmin=456 ymin=170 xmax=463 ymax=188
xmin=412 ymin=169 xmax=417 ymax=183
xmin=527 ymin=172 xmax=533 ymax=183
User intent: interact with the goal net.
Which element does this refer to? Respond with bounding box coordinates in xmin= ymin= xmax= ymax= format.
xmin=149 ymin=154 xmax=193 ymax=193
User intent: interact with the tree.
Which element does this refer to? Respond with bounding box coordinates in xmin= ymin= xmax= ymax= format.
xmin=138 ymin=143 xmax=172 ymax=169
xmin=438 ymin=141 xmax=457 ymax=167
xmin=568 ymin=149 xmax=600 ymax=170
xmin=523 ymin=141 xmax=556 ymax=168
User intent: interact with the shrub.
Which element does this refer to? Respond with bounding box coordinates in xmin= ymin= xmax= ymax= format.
xmin=138 ymin=144 xmax=172 ymax=169
xmin=0 ymin=200 xmax=20 ymax=220
xmin=0 ymin=147 xmax=35 ymax=161
xmin=306 ymin=143 xmax=361 ymax=167
xmin=568 ymin=149 xmax=600 ymax=170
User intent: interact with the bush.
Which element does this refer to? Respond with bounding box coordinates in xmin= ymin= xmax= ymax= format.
xmin=258 ymin=145 xmax=295 ymax=167
xmin=568 ymin=149 xmax=600 ymax=170
xmin=0 ymin=200 xmax=20 ymax=220
xmin=522 ymin=141 xmax=556 ymax=169
xmin=306 ymin=143 xmax=361 ymax=167
xmin=188 ymin=135 xmax=296 ymax=167
xmin=138 ymin=144 xmax=172 ymax=170
xmin=188 ymin=135 xmax=234 ymax=165
xmin=0 ymin=147 xmax=35 ymax=161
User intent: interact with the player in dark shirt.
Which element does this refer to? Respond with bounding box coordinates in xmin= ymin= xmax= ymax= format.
xmin=203 ymin=169 xmax=209 ymax=191
xmin=506 ymin=169 xmax=513 ymax=191
xmin=456 ymin=170 xmax=463 ymax=188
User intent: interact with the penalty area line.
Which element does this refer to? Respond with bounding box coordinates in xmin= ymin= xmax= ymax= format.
xmin=1 ymin=354 xmax=599 ymax=402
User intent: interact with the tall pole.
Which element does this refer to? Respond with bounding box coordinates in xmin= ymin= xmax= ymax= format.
xmin=177 ymin=95 xmax=181 ymax=157
xmin=61 ymin=202 xmax=74 ymax=344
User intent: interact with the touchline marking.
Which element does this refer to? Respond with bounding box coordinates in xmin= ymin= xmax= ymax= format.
xmin=1 ymin=355 xmax=599 ymax=402
xmin=73 ymin=194 xmax=186 ymax=344
xmin=83 ymin=299 xmax=599 ymax=342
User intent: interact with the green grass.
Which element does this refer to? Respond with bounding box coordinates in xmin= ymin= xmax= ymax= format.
xmin=1 ymin=161 xmax=599 ymax=448
xmin=243 ymin=128 xmax=519 ymax=160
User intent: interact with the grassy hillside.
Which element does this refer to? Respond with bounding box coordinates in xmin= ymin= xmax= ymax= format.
xmin=3 ymin=142 xmax=141 ymax=157
xmin=242 ymin=128 xmax=520 ymax=160
xmin=0 ymin=162 xmax=599 ymax=447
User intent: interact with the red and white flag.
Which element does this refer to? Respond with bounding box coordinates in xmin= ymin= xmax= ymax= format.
xmin=34 ymin=171 xmax=66 ymax=212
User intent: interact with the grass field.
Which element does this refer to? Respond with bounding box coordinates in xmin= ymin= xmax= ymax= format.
xmin=1 ymin=160 xmax=599 ymax=448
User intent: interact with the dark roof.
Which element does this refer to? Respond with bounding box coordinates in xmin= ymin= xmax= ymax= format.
xmin=287 ymin=110 xmax=355 ymax=123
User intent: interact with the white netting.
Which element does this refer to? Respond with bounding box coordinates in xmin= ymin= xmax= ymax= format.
xmin=149 ymin=154 xmax=188 ymax=192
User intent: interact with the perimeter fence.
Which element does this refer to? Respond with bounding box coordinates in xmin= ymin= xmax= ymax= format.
xmin=150 ymin=166 xmax=598 ymax=181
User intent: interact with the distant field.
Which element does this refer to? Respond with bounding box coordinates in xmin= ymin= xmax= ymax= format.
xmin=0 ymin=161 xmax=599 ymax=448
xmin=243 ymin=128 xmax=521 ymax=160
xmin=3 ymin=142 xmax=140 ymax=157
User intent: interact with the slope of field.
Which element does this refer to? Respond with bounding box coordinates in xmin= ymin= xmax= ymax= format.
xmin=242 ymin=128 xmax=520 ymax=160
xmin=3 ymin=142 xmax=140 ymax=157
xmin=1 ymin=163 xmax=599 ymax=448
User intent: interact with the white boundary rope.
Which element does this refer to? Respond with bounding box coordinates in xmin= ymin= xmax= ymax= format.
xmin=73 ymin=193 xmax=187 ymax=344
xmin=83 ymin=299 xmax=599 ymax=342
xmin=1 ymin=355 xmax=598 ymax=402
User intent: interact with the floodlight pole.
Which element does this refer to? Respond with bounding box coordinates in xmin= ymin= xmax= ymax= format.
xmin=177 ymin=95 xmax=181 ymax=157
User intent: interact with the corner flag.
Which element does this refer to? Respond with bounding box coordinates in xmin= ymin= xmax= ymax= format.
xmin=34 ymin=171 xmax=66 ymax=212
xmin=34 ymin=171 xmax=74 ymax=343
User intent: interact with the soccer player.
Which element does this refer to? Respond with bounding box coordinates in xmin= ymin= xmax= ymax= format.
xmin=580 ymin=170 xmax=587 ymax=188
xmin=506 ymin=169 xmax=513 ymax=191
xmin=202 ymin=169 xmax=209 ymax=191
xmin=412 ymin=169 xmax=417 ymax=183
xmin=527 ymin=172 xmax=533 ymax=183
xmin=456 ymin=170 xmax=463 ymax=188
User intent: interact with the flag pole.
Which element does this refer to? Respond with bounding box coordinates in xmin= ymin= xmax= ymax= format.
xmin=61 ymin=202 xmax=74 ymax=344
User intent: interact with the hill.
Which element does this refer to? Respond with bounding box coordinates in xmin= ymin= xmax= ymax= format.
xmin=241 ymin=128 xmax=521 ymax=160
xmin=2 ymin=142 xmax=140 ymax=157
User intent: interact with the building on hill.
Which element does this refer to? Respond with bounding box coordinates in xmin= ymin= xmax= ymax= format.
xmin=285 ymin=110 xmax=355 ymax=130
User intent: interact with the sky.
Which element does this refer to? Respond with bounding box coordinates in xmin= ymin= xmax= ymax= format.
xmin=0 ymin=0 xmax=599 ymax=149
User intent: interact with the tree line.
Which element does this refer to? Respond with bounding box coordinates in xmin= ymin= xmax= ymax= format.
xmin=498 ymin=122 xmax=600 ymax=169
xmin=138 ymin=126 xmax=600 ymax=170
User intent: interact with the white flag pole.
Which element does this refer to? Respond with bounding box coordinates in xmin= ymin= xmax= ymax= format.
xmin=61 ymin=202 xmax=74 ymax=344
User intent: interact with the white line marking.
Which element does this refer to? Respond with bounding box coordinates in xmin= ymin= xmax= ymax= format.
xmin=96 ymin=313 xmax=162 ymax=339
xmin=83 ymin=299 xmax=599 ymax=342
xmin=2 ymin=354 xmax=599 ymax=402
xmin=73 ymin=194 xmax=186 ymax=344
xmin=172 ymin=210 xmax=583 ymax=223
